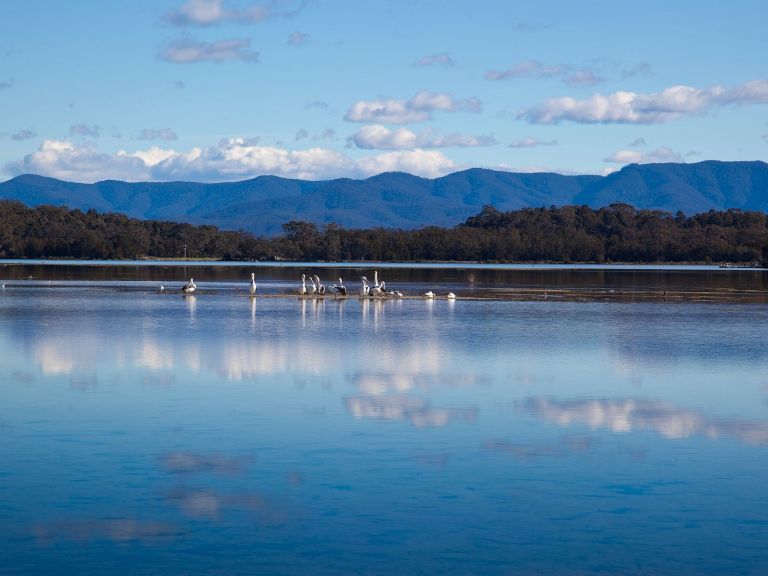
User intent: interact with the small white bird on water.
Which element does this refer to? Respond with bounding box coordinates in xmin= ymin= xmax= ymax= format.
xmin=299 ymin=274 xmax=308 ymax=295
xmin=447 ymin=292 xmax=456 ymax=299
xmin=181 ymin=278 xmax=196 ymax=294
xmin=249 ymin=272 xmax=257 ymax=295
xmin=424 ymin=291 xmax=435 ymax=299
xmin=360 ymin=276 xmax=370 ymax=297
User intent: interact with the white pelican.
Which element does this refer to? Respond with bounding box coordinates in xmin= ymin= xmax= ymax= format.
xmin=299 ymin=274 xmax=308 ymax=295
xmin=160 ymin=285 xmax=165 ymax=291
xmin=332 ymin=277 xmax=347 ymax=296
xmin=309 ymin=275 xmax=317 ymax=294
xmin=181 ymin=278 xmax=196 ymax=294
xmin=424 ymin=290 xmax=435 ymax=299
xmin=447 ymin=292 xmax=456 ymax=299
xmin=360 ymin=276 xmax=370 ymax=297
xmin=249 ymin=272 xmax=257 ymax=295
xmin=314 ymin=275 xmax=326 ymax=295
xmin=369 ymin=271 xmax=382 ymax=296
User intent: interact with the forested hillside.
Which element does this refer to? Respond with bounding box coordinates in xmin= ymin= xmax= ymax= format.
xmin=1 ymin=200 xmax=766 ymax=264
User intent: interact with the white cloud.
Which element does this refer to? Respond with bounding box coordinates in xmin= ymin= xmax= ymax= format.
xmin=159 ymin=38 xmax=259 ymax=64
xmin=507 ymin=137 xmax=557 ymax=148
xmin=287 ymin=30 xmax=309 ymax=45
xmin=603 ymin=146 xmax=683 ymax=164
xmin=167 ymin=0 xmax=305 ymax=26
xmin=139 ymin=128 xmax=178 ymax=141
xmin=344 ymin=91 xmax=482 ymax=124
xmin=355 ymin=149 xmax=457 ymax=178
xmin=70 ymin=124 xmax=100 ymax=137
xmin=11 ymin=129 xmax=36 ymax=141
xmin=519 ymin=79 xmax=768 ymax=124
xmin=7 ymin=140 xmax=150 ymax=182
xmin=7 ymin=138 xmax=460 ymax=182
xmin=350 ymin=124 xmax=495 ymax=149
xmin=412 ymin=53 xmax=454 ymax=68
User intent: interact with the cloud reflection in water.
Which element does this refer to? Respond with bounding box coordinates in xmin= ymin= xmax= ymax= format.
xmin=518 ymin=397 xmax=768 ymax=444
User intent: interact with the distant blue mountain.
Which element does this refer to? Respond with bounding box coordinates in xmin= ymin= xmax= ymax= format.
xmin=1 ymin=160 xmax=766 ymax=235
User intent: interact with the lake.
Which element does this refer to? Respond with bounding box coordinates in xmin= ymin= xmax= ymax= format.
xmin=1 ymin=263 xmax=767 ymax=575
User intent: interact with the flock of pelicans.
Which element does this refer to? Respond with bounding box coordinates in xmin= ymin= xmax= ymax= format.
xmin=175 ymin=271 xmax=456 ymax=300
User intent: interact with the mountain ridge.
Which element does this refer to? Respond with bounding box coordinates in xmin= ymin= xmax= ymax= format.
xmin=1 ymin=160 xmax=766 ymax=235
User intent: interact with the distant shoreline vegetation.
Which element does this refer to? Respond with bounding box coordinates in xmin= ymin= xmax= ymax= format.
xmin=1 ymin=200 xmax=766 ymax=264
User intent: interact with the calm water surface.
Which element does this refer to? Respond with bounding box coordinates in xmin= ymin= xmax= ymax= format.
xmin=1 ymin=265 xmax=767 ymax=575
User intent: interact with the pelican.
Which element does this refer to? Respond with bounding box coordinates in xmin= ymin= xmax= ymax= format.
xmin=181 ymin=278 xmax=196 ymax=294
xmin=299 ymin=274 xmax=308 ymax=295
xmin=447 ymin=292 xmax=456 ymax=299
xmin=160 ymin=285 xmax=165 ymax=291
xmin=332 ymin=277 xmax=347 ymax=296
xmin=369 ymin=271 xmax=382 ymax=296
xmin=309 ymin=275 xmax=317 ymax=294
xmin=360 ymin=276 xmax=370 ymax=297
xmin=249 ymin=272 xmax=257 ymax=295
xmin=314 ymin=275 xmax=326 ymax=295
xmin=424 ymin=290 xmax=435 ymax=299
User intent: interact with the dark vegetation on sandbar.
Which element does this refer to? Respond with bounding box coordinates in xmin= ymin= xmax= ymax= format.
xmin=1 ymin=199 xmax=767 ymax=264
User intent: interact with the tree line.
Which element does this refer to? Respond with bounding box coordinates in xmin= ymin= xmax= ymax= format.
xmin=1 ymin=199 xmax=766 ymax=263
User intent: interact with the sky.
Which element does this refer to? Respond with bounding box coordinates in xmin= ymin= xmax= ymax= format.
xmin=0 ymin=0 xmax=766 ymax=183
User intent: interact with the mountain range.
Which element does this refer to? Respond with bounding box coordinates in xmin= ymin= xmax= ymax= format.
xmin=1 ymin=160 xmax=767 ymax=235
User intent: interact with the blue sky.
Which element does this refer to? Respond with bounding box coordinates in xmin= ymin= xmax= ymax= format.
xmin=0 ymin=0 xmax=766 ymax=182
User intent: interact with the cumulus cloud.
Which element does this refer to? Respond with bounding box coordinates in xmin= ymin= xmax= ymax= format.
xmin=167 ymin=0 xmax=305 ymax=26
xmin=70 ymin=124 xmax=100 ymax=137
xmin=11 ymin=129 xmax=36 ymax=141
xmin=412 ymin=53 xmax=455 ymax=68
xmin=345 ymin=91 xmax=483 ymax=124
xmin=485 ymin=59 xmax=602 ymax=87
xmin=350 ymin=124 xmax=495 ymax=149
xmin=7 ymin=138 xmax=460 ymax=183
xmin=287 ymin=30 xmax=309 ymax=45
xmin=518 ymin=79 xmax=768 ymax=124
xmin=603 ymin=146 xmax=683 ymax=164
xmin=159 ymin=37 xmax=259 ymax=63
xmin=7 ymin=140 xmax=149 ymax=182
xmin=139 ymin=128 xmax=178 ymax=141
xmin=508 ymin=137 xmax=557 ymax=148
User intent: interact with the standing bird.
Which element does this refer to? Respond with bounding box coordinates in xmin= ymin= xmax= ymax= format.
xmin=249 ymin=272 xmax=257 ymax=296
xmin=360 ymin=276 xmax=370 ymax=297
xmin=309 ymin=275 xmax=317 ymax=294
xmin=181 ymin=278 xmax=196 ymax=294
xmin=332 ymin=277 xmax=347 ymax=296
xmin=369 ymin=271 xmax=382 ymax=296
xmin=298 ymin=274 xmax=308 ymax=295
xmin=314 ymin=275 xmax=326 ymax=295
